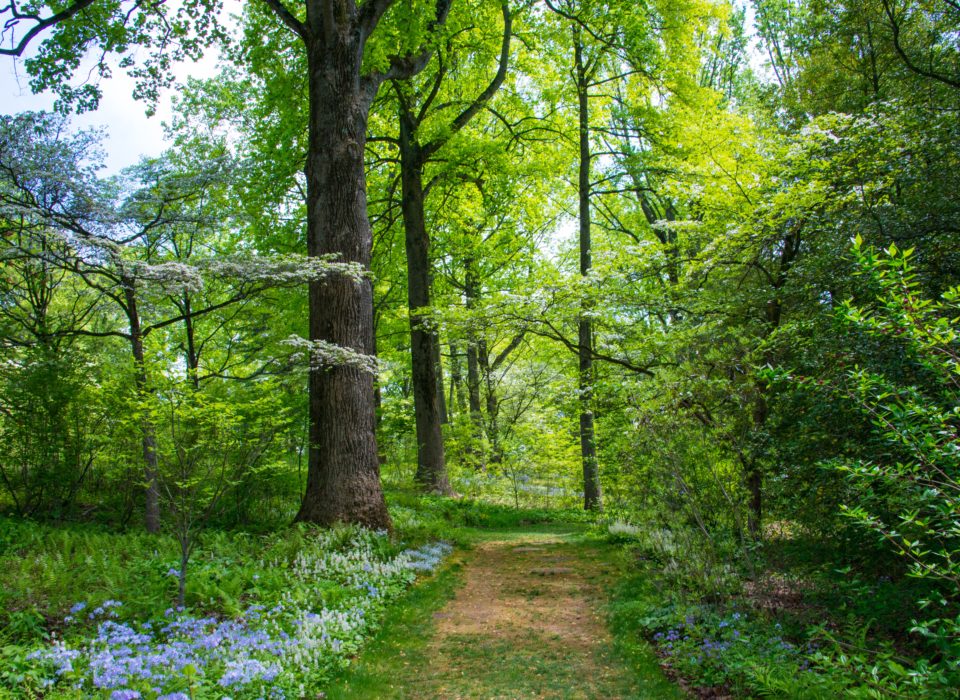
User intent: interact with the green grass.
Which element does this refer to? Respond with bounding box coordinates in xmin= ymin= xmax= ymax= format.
xmin=326 ymin=523 xmax=683 ymax=700
xmin=325 ymin=552 xmax=468 ymax=699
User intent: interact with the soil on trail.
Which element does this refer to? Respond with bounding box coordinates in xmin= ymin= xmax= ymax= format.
xmin=327 ymin=527 xmax=682 ymax=700
xmin=424 ymin=531 xmax=638 ymax=699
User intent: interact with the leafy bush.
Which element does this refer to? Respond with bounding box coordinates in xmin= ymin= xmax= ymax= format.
xmin=775 ymin=241 xmax=960 ymax=687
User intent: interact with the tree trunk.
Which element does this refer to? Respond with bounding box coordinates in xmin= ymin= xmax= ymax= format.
xmin=398 ymin=109 xmax=452 ymax=495
xmin=123 ymin=279 xmax=161 ymax=534
xmin=294 ymin=33 xmax=391 ymax=529
xmin=449 ymin=342 xmax=467 ymax=415
xmin=434 ymin=335 xmax=448 ymax=425
xmin=575 ymin=31 xmax=602 ymax=511
xmin=464 ymin=255 xmax=487 ymax=469
xmin=478 ymin=339 xmax=502 ymax=463
xmin=183 ymin=291 xmax=200 ymax=390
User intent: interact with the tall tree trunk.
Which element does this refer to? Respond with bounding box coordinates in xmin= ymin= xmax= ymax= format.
xmin=745 ymin=226 xmax=799 ymax=538
xmin=575 ymin=31 xmax=601 ymax=511
xmin=295 ymin=33 xmax=391 ymax=529
xmin=183 ymin=291 xmax=200 ymax=390
xmin=123 ymin=279 xmax=161 ymax=534
xmin=478 ymin=339 xmax=502 ymax=463
xmin=398 ymin=109 xmax=452 ymax=494
xmin=449 ymin=342 xmax=467 ymax=415
xmin=434 ymin=336 xmax=448 ymax=425
xmin=464 ymin=254 xmax=487 ymax=469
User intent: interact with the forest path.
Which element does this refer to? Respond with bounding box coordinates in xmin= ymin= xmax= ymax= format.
xmin=326 ymin=525 xmax=682 ymax=699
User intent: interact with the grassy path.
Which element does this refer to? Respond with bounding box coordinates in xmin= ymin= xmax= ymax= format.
xmin=326 ymin=525 xmax=683 ymax=699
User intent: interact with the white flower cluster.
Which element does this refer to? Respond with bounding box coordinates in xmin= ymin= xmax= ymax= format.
xmin=608 ymin=520 xmax=643 ymax=538
xmin=204 ymin=255 xmax=367 ymax=285
xmin=125 ymin=261 xmax=206 ymax=293
xmin=282 ymin=335 xmax=381 ymax=375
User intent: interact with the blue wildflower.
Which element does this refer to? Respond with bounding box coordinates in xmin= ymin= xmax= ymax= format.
xmin=110 ymin=691 xmax=140 ymax=700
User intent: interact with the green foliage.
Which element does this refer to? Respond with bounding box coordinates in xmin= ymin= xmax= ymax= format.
xmin=385 ymin=489 xmax=589 ymax=546
xmin=774 ymin=241 xmax=960 ymax=685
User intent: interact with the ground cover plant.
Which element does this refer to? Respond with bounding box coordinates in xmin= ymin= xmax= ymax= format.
xmin=606 ymin=517 xmax=959 ymax=698
xmin=0 ymin=519 xmax=451 ymax=698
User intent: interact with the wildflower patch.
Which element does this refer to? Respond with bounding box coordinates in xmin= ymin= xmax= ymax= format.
xmin=22 ymin=527 xmax=452 ymax=698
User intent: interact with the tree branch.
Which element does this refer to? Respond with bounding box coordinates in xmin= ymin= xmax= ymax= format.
xmin=422 ymin=2 xmax=511 ymax=159
xmin=259 ymin=0 xmax=309 ymax=42
xmin=881 ymin=0 xmax=960 ymax=90
xmin=0 ymin=0 xmax=96 ymax=57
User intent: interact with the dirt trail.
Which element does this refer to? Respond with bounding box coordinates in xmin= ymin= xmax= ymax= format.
xmin=327 ymin=527 xmax=682 ymax=700
xmin=416 ymin=530 xmax=669 ymax=699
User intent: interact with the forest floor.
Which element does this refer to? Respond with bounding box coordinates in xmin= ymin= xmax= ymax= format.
xmin=325 ymin=524 xmax=683 ymax=699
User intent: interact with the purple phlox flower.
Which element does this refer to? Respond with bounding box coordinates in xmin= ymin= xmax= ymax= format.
xmin=218 ymin=658 xmax=280 ymax=688
xmin=28 ymin=643 xmax=81 ymax=676
xmin=70 ymin=602 xmax=87 ymax=614
xmin=110 ymin=691 xmax=140 ymax=700
xmin=158 ymin=694 xmax=191 ymax=700
xmin=167 ymin=568 xmax=180 ymax=577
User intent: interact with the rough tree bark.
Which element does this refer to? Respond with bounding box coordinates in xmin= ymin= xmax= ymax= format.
xmin=257 ymin=0 xmax=454 ymax=528
xmin=399 ymin=109 xmax=453 ymax=494
xmin=574 ymin=28 xmax=602 ymax=511
xmin=122 ymin=278 xmax=161 ymax=534
xmin=295 ymin=19 xmax=389 ymax=527
xmin=0 ymin=0 xmax=451 ymax=530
